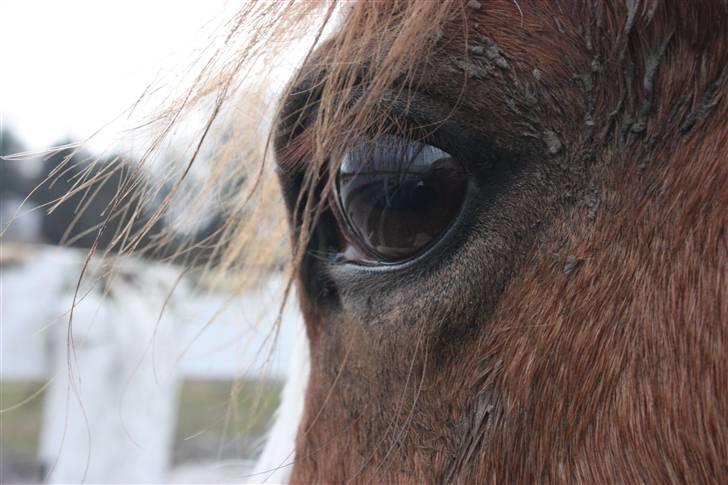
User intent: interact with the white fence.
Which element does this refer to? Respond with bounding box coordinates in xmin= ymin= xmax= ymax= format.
xmin=0 ymin=245 xmax=302 ymax=483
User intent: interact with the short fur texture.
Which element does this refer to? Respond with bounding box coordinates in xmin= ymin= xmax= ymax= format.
xmin=274 ymin=1 xmax=728 ymax=482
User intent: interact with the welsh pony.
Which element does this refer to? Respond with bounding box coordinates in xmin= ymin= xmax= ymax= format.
xmin=261 ymin=0 xmax=727 ymax=482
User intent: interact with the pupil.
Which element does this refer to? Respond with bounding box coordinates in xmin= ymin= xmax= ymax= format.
xmin=336 ymin=137 xmax=467 ymax=262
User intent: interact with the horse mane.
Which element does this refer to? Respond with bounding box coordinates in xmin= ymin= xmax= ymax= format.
xmin=138 ymin=0 xmax=725 ymax=287
xmin=6 ymin=0 xmax=725 ymax=290
xmin=0 ymin=1 xmax=458 ymax=291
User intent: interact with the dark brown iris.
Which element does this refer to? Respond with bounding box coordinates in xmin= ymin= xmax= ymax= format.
xmin=335 ymin=137 xmax=467 ymax=263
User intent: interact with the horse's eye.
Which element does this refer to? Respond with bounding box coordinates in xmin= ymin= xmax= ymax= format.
xmin=335 ymin=137 xmax=467 ymax=263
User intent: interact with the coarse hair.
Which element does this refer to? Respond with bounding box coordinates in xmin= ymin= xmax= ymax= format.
xmin=12 ymin=1 xmax=462 ymax=290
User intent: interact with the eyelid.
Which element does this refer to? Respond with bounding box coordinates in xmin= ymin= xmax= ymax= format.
xmin=340 ymin=136 xmax=451 ymax=174
xmin=274 ymin=130 xmax=317 ymax=174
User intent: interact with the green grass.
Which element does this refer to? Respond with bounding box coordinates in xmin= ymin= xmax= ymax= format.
xmin=0 ymin=381 xmax=46 ymax=454
xmin=176 ymin=379 xmax=281 ymax=437
xmin=0 ymin=379 xmax=282 ymax=466
xmin=173 ymin=379 xmax=282 ymax=463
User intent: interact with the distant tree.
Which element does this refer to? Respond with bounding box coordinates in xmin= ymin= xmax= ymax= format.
xmin=30 ymin=144 xmax=227 ymax=264
xmin=0 ymin=129 xmax=28 ymax=195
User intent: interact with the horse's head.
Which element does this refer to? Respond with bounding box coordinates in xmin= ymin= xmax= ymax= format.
xmin=274 ymin=1 xmax=727 ymax=481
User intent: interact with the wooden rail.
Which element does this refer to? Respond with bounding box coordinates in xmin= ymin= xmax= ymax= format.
xmin=1 ymin=245 xmax=300 ymax=483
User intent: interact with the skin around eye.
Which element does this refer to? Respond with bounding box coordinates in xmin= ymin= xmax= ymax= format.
xmin=335 ymin=137 xmax=467 ymax=263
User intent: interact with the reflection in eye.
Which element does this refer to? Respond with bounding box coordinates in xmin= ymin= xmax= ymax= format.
xmin=335 ymin=136 xmax=467 ymax=262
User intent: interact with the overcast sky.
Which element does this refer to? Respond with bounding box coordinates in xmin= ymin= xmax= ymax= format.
xmin=1 ymin=0 xmax=236 ymax=152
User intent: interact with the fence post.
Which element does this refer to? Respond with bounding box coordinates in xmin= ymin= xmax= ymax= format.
xmin=39 ymin=256 xmax=183 ymax=484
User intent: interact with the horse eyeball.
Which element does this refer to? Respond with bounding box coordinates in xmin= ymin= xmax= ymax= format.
xmin=334 ymin=136 xmax=467 ymax=263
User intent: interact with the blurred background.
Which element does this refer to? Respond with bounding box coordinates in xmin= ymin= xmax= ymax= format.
xmin=1 ymin=1 xmax=303 ymax=483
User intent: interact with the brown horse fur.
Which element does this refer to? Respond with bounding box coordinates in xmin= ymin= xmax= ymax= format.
xmin=273 ymin=0 xmax=728 ymax=482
